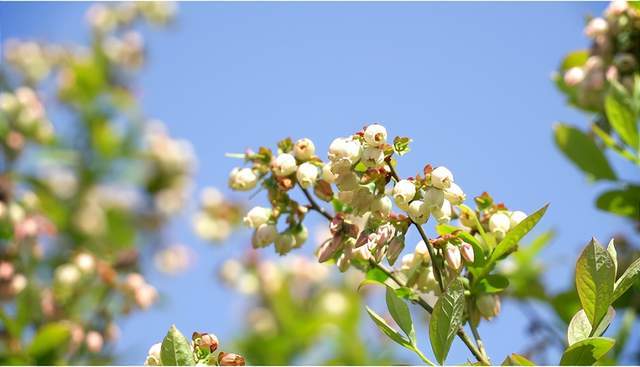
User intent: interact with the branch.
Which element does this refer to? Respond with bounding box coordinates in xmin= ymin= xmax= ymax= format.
xmin=300 ymin=185 xmax=489 ymax=365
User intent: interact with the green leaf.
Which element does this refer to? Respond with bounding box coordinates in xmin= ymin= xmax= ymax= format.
xmin=160 ymin=325 xmax=196 ymax=366
xmin=385 ymin=287 xmax=416 ymax=344
xmin=429 ymin=279 xmax=465 ymax=365
xmin=484 ymin=204 xmax=548 ymax=273
xmin=502 ymin=353 xmax=535 ymax=366
xmin=560 ymin=50 xmax=590 ymax=71
xmin=596 ymin=186 xmax=640 ymax=219
xmin=366 ymin=266 xmax=390 ymax=283
xmin=473 ymin=274 xmax=509 ymax=294
xmin=559 ymin=337 xmax=615 ymax=365
xmin=28 ymin=322 xmax=71 ymax=362
xmin=554 ymin=123 xmax=616 ymax=181
xmin=393 ymin=136 xmax=412 ymax=156
xmin=567 ymin=307 xmax=615 ymax=345
xmin=612 ymin=256 xmax=640 ymax=302
xmin=365 ymin=306 xmax=413 ymax=349
xmin=605 ymin=92 xmax=639 ymax=150
xmin=575 ymin=239 xmax=616 ymax=329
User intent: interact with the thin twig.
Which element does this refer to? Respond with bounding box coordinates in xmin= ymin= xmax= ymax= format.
xmin=470 ymin=321 xmax=490 ymax=363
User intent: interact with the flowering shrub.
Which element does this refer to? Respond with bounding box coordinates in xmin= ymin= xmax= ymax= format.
xmin=225 ymin=123 xmax=640 ymax=365
xmin=0 ymin=3 xmax=192 ymax=364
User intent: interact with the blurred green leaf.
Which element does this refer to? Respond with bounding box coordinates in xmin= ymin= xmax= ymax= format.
xmin=560 ymin=50 xmax=589 ymax=71
xmin=559 ymin=337 xmax=615 ymax=365
xmin=365 ymin=306 xmax=413 ymax=350
xmin=575 ymin=239 xmax=616 ymax=329
xmin=554 ymin=123 xmax=616 ymax=181
xmin=160 ymin=325 xmax=195 ymax=366
xmin=473 ymin=274 xmax=509 ymax=294
xmin=429 ymin=279 xmax=465 ymax=364
xmin=27 ymin=322 xmax=71 ymax=363
xmin=596 ymin=186 xmax=640 ymax=219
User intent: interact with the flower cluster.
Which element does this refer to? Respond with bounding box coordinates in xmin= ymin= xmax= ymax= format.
xmin=193 ymin=187 xmax=245 ymax=242
xmin=557 ymin=0 xmax=640 ymax=110
xmin=0 ymin=87 xmax=54 ymax=156
xmin=145 ymin=326 xmax=245 ymax=366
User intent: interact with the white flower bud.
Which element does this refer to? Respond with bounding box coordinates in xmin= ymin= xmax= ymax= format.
xmin=228 ymin=167 xmax=258 ymax=191
xmin=606 ymin=0 xmax=628 ymax=16
xmin=335 ymin=172 xmax=359 ymax=192
xmin=585 ymin=17 xmax=608 ymax=38
xmin=509 ymin=211 xmax=527 ymax=228
xmin=85 ymin=331 xmax=103 ymax=353
xmin=321 ymin=163 xmax=337 ymax=183
xmin=430 ymin=166 xmax=453 ymax=189
xmin=432 ymin=199 xmax=452 ymax=224
xmin=74 ymin=253 xmax=96 ymax=274
xmin=293 ymin=138 xmax=315 ymax=161
xmin=489 ymin=212 xmax=511 ymax=239
xmin=371 ymin=196 xmax=392 ymax=217
xmin=243 ymin=206 xmax=271 ymax=228
xmin=417 ymin=267 xmax=439 ymax=294
xmin=423 ymin=187 xmax=445 ymax=210
xmin=336 ymin=253 xmax=351 ymax=272
xmin=444 ymin=183 xmax=465 ymax=205
xmin=461 ymin=242 xmax=474 ymax=263
xmin=135 ymin=284 xmax=158 ymax=310
xmin=364 ymin=123 xmax=387 ymax=147
xmin=445 ymin=245 xmax=462 ymax=271
xmin=55 ymin=264 xmax=81 ymax=286
xmin=476 ymin=294 xmax=501 ymax=320
xmin=296 ymin=162 xmax=319 ymax=188
xmin=272 ymin=153 xmax=297 ymax=177
xmin=415 ymin=240 xmax=430 ymax=260
xmin=145 ymin=342 xmax=162 ymax=365
xmin=392 ymin=180 xmax=416 ymax=206
xmin=275 ymin=232 xmax=296 ymax=255
xmin=328 ymin=137 xmax=361 ymax=164
xmin=361 ymin=146 xmax=385 ymax=167
xmin=407 ymin=200 xmax=429 ymax=224
xmin=253 ymin=224 xmax=277 ymax=248
xmin=564 ymin=67 xmax=585 ymax=87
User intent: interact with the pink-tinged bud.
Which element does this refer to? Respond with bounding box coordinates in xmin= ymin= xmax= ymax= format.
xmin=476 ymin=294 xmax=501 ymax=320
xmin=606 ymin=0 xmax=628 ymax=16
xmin=194 ymin=332 xmax=219 ymax=352
xmin=445 ymin=245 xmax=461 ymax=271
xmin=460 ymin=242 xmax=474 ymax=263
xmin=318 ymin=235 xmax=342 ymax=263
xmin=85 ymin=330 xmax=104 ymax=353
xmin=337 ymin=253 xmax=351 ymax=272
xmin=563 ymin=67 xmax=585 ymax=87
xmin=585 ymin=17 xmax=609 ymax=38
xmin=386 ymin=236 xmax=405 ymax=265
xmin=0 ymin=262 xmax=14 ymax=281
xmin=219 ymin=352 xmax=246 ymax=366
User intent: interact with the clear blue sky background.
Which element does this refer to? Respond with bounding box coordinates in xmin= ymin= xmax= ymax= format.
xmin=1 ymin=1 xmax=639 ymax=365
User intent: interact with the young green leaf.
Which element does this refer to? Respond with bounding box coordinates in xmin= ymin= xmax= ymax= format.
xmin=612 ymin=256 xmax=640 ymax=302
xmin=490 ymin=204 xmax=548 ymax=263
xmin=575 ymin=239 xmax=616 ymax=329
xmin=567 ymin=307 xmax=615 ymax=345
xmin=606 ymin=239 xmax=617 ymax=278
xmin=501 ymin=353 xmax=535 ymax=366
xmin=473 ymin=274 xmax=510 ymax=294
xmin=554 ymin=123 xmax=616 ymax=181
xmin=160 ymin=325 xmax=196 ymax=366
xmin=605 ymin=92 xmax=639 ymax=151
xmin=385 ymin=286 xmax=416 ymax=344
xmin=365 ymin=306 xmax=413 ymax=349
xmin=429 ymin=279 xmax=465 ymax=365
xmin=559 ymin=337 xmax=615 ymax=365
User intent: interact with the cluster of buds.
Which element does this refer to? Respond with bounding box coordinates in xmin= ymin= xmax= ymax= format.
xmin=558 ymin=0 xmax=640 ymax=110
xmin=123 ymin=273 xmax=158 ymax=310
xmin=144 ymin=331 xmax=245 ymax=366
xmin=3 ymin=40 xmax=66 ymax=82
xmin=103 ymin=31 xmax=145 ymax=70
xmin=86 ymin=2 xmax=176 ymax=35
xmin=142 ymin=121 xmax=196 ymax=217
xmin=399 ymin=241 xmax=439 ymax=294
xmin=0 ymin=261 xmax=27 ymax=300
xmin=458 ymin=192 xmax=527 ymax=241
xmin=0 ymin=87 xmax=55 ymax=156
xmin=193 ymin=187 xmax=244 ymax=243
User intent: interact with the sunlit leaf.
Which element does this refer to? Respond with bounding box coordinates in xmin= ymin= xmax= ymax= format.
xmin=559 ymin=337 xmax=615 ymax=365
xmin=429 ymin=279 xmax=465 ymax=364
xmin=612 ymin=256 xmax=640 ymax=302
xmin=554 ymin=123 xmax=616 ymax=181
xmin=575 ymin=239 xmax=616 ymax=329
xmin=567 ymin=307 xmax=615 ymax=345
xmin=160 ymin=325 xmax=195 ymax=366
xmin=385 ymin=287 xmax=416 ymax=344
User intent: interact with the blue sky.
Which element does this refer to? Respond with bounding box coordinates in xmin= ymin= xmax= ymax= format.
xmin=2 ymin=1 xmax=639 ymax=365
